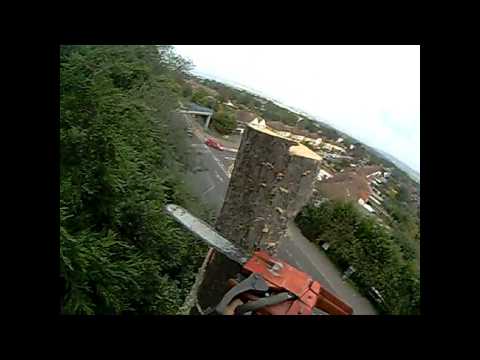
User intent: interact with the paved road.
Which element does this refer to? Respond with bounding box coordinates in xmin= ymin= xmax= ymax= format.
xmin=280 ymin=222 xmax=377 ymax=315
xmin=179 ymin=113 xmax=377 ymax=315
xmin=184 ymin=135 xmax=229 ymax=214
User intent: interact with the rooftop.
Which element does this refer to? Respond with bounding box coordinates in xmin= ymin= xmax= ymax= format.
xmin=267 ymin=121 xmax=322 ymax=139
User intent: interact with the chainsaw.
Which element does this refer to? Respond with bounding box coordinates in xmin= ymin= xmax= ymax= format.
xmin=165 ymin=204 xmax=353 ymax=316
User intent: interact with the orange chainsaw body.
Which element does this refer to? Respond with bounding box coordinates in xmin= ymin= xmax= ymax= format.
xmin=234 ymin=250 xmax=353 ymax=315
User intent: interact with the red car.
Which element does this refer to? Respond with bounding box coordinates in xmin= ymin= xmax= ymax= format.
xmin=205 ymin=138 xmax=224 ymax=151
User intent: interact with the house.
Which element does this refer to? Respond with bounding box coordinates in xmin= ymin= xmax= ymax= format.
xmin=357 ymin=165 xmax=383 ymax=178
xmin=267 ymin=121 xmax=321 ymax=140
xmin=277 ymin=131 xmax=291 ymax=138
xmin=358 ymin=198 xmax=375 ymax=213
xmin=322 ymin=143 xmax=346 ymax=153
xmin=369 ymin=195 xmax=382 ymax=206
xmin=317 ymin=169 xmax=333 ymax=181
xmin=249 ymin=118 xmax=267 ymax=128
xmin=224 ymin=100 xmax=237 ymax=109
xmin=367 ymin=170 xmax=383 ymax=179
xmin=236 ymin=111 xmax=257 ymax=124
xmin=370 ymin=189 xmax=383 ymax=201
xmin=370 ymin=178 xmax=383 ymax=186
xmin=317 ymin=171 xmax=371 ymax=203
xmin=291 ymin=135 xmax=305 ymax=142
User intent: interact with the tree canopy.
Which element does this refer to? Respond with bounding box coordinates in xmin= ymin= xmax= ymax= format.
xmin=296 ymin=200 xmax=420 ymax=315
xmin=60 ymin=45 xmax=208 ymax=314
xmin=212 ymin=109 xmax=237 ymax=134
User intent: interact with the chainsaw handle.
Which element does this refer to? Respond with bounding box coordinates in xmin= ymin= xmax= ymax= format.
xmin=234 ymin=292 xmax=295 ymax=315
xmin=215 ymin=273 xmax=269 ymax=314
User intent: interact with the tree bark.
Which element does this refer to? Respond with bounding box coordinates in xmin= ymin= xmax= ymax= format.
xmin=192 ymin=122 xmax=322 ymax=313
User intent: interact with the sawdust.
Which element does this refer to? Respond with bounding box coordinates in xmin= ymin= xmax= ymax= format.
xmin=247 ymin=123 xmax=322 ymax=161
xmin=289 ymin=144 xmax=322 ymax=161
xmin=248 ymin=123 xmax=292 ymax=141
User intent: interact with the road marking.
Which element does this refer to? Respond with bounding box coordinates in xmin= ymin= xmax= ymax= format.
xmin=202 ymin=184 xmax=216 ymax=197
xmin=224 ymin=156 xmax=236 ymax=161
xmin=215 ymin=171 xmax=225 ymax=183
xmin=180 ymin=112 xmax=231 ymax=179
xmin=204 ymin=147 xmax=229 ymax=177
xmin=224 ymin=148 xmax=238 ymax=153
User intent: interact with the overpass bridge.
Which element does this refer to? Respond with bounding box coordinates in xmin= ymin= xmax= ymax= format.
xmin=178 ymin=102 xmax=214 ymax=129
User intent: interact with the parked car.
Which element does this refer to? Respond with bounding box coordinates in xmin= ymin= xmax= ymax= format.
xmin=205 ymin=138 xmax=224 ymax=151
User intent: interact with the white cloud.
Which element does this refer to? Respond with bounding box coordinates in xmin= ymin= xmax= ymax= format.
xmin=175 ymin=45 xmax=420 ymax=172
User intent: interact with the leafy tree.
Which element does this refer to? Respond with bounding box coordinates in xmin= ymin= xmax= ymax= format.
xmin=60 ymin=45 xmax=208 ymax=314
xmin=182 ymin=84 xmax=193 ymax=99
xmin=192 ymin=88 xmax=210 ymax=105
xmin=295 ymin=200 xmax=420 ymax=315
xmin=212 ymin=110 xmax=237 ymax=134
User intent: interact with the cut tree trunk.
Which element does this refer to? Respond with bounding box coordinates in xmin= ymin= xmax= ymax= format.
xmin=192 ymin=122 xmax=322 ymax=314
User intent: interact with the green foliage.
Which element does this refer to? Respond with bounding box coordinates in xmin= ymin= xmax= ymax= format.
xmin=212 ymin=110 xmax=237 ymax=134
xmin=302 ymin=119 xmax=319 ymax=133
xmin=182 ymin=84 xmax=193 ymax=99
xmin=200 ymin=96 xmax=218 ymax=110
xmin=192 ymin=88 xmax=210 ymax=105
xmin=60 ymin=45 xmax=208 ymax=314
xmin=259 ymin=101 xmax=297 ymax=125
xmin=296 ymin=200 xmax=420 ymax=315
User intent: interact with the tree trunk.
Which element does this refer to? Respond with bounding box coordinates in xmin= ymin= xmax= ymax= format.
xmin=193 ymin=122 xmax=322 ymax=314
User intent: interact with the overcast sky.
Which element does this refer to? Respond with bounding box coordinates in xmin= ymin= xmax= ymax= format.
xmin=174 ymin=45 xmax=420 ymax=172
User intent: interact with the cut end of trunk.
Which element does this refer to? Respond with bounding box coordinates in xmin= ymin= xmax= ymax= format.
xmin=289 ymin=144 xmax=322 ymax=161
xmin=247 ymin=122 xmax=293 ymax=142
xmin=247 ymin=122 xmax=322 ymax=162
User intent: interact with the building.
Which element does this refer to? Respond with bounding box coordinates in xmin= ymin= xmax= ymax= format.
xmin=316 ymin=171 xmax=371 ymax=203
xmin=357 ymin=165 xmax=383 ymax=178
xmin=358 ymin=198 xmax=375 ymax=213
xmin=224 ymin=100 xmax=237 ymax=109
xmin=322 ymin=142 xmax=346 ymax=153
xmin=369 ymin=195 xmax=382 ymax=206
xmin=317 ymin=169 xmax=334 ymax=181
xmin=291 ymin=135 xmax=305 ymax=142
xmin=267 ymin=121 xmax=321 ymax=140
xmin=277 ymin=131 xmax=291 ymax=138
xmin=236 ymin=110 xmax=257 ymax=124
xmin=250 ymin=118 xmax=266 ymax=128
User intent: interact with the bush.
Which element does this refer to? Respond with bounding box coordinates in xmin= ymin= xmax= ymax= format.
xmin=212 ymin=110 xmax=237 ymax=134
xmin=182 ymin=85 xmax=193 ymax=99
xmin=295 ymin=200 xmax=420 ymax=315
xmin=192 ymin=89 xmax=209 ymax=104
